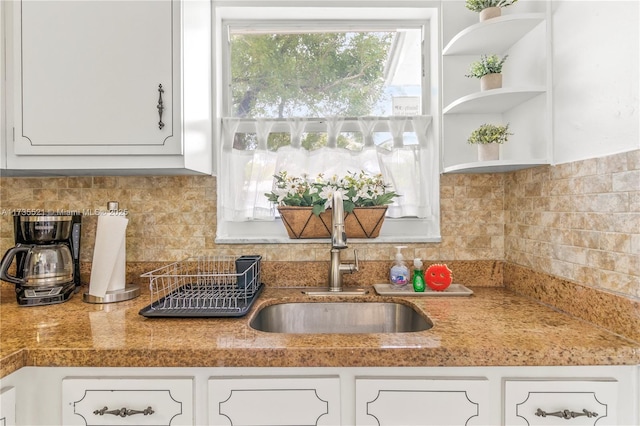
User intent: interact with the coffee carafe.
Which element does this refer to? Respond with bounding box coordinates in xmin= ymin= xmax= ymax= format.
xmin=0 ymin=213 xmax=81 ymax=306
xmin=0 ymin=243 xmax=74 ymax=285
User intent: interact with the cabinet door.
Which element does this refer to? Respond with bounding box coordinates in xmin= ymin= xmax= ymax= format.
xmin=208 ymin=376 xmax=341 ymax=426
xmin=13 ymin=0 xmax=180 ymax=156
xmin=504 ymin=379 xmax=618 ymax=425
xmin=62 ymin=377 xmax=193 ymax=426
xmin=0 ymin=386 xmax=16 ymax=426
xmin=355 ymin=377 xmax=490 ymax=425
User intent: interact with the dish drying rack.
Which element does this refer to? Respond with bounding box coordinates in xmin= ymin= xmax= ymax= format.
xmin=139 ymin=255 xmax=263 ymax=317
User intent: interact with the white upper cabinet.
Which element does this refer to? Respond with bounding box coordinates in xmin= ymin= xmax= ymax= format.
xmin=441 ymin=1 xmax=551 ymax=173
xmin=16 ymin=0 xmax=179 ymax=155
xmin=3 ymin=0 xmax=212 ymax=174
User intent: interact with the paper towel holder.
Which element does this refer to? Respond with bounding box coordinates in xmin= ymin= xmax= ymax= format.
xmin=83 ymin=201 xmax=140 ymax=304
xmin=83 ymin=285 xmax=141 ymax=304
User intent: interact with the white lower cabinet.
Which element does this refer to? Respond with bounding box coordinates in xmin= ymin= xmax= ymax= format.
xmin=0 ymin=386 xmax=16 ymax=426
xmin=61 ymin=377 xmax=194 ymax=426
xmin=208 ymin=376 xmax=341 ymax=426
xmin=355 ymin=377 xmax=490 ymax=425
xmin=504 ymin=379 xmax=618 ymax=426
xmin=0 ymin=365 xmax=637 ymax=425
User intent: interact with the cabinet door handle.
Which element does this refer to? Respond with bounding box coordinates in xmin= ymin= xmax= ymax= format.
xmin=535 ymin=408 xmax=598 ymax=420
xmin=93 ymin=406 xmax=155 ymax=417
xmin=157 ymin=84 xmax=165 ymax=130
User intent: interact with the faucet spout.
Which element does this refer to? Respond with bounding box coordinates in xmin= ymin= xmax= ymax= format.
xmin=327 ymin=191 xmax=358 ymax=292
xmin=331 ymin=191 xmax=347 ymax=249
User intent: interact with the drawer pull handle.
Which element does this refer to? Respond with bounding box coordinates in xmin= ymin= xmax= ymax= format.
xmin=157 ymin=84 xmax=165 ymax=130
xmin=535 ymin=408 xmax=598 ymax=420
xmin=93 ymin=406 xmax=155 ymax=417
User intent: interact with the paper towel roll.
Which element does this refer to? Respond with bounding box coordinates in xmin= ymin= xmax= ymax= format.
xmin=88 ymin=214 xmax=129 ymax=298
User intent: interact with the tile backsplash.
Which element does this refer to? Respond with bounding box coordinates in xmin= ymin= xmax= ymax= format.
xmin=1 ymin=149 xmax=638 ymax=298
xmin=0 ymin=172 xmax=506 ymax=264
xmin=505 ymin=150 xmax=639 ymax=298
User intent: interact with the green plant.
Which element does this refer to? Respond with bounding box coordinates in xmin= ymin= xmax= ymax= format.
xmin=465 ymin=54 xmax=508 ymax=79
xmin=265 ymin=170 xmax=398 ymax=216
xmin=467 ymin=124 xmax=512 ymax=144
xmin=465 ymin=0 xmax=518 ymax=13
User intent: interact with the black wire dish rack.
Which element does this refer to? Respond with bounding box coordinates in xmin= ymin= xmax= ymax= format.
xmin=139 ymin=255 xmax=264 ymax=318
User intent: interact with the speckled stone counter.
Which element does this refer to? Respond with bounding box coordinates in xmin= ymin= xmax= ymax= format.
xmin=1 ymin=282 xmax=638 ymax=378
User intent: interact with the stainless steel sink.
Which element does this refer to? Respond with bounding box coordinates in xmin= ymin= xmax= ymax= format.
xmin=249 ymin=302 xmax=432 ymax=334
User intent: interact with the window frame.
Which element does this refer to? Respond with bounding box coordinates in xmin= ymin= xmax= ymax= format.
xmin=213 ymin=4 xmax=442 ymax=244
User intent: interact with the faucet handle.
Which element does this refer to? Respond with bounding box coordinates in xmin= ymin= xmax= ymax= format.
xmin=338 ymin=249 xmax=359 ymax=274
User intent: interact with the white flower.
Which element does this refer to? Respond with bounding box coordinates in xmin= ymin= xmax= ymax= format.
xmin=318 ymin=185 xmax=335 ymax=201
xmin=320 ymin=187 xmax=345 ymax=209
xmin=356 ymin=188 xmax=370 ymax=201
xmin=274 ymin=188 xmax=289 ymax=203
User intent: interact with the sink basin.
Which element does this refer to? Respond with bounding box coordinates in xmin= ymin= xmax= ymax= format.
xmin=250 ymin=302 xmax=432 ymax=334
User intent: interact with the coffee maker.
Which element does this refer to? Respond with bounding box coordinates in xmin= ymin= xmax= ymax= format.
xmin=0 ymin=212 xmax=82 ymax=306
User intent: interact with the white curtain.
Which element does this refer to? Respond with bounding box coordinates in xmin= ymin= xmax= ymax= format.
xmin=220 ymin=115 xmax=435 ymax=221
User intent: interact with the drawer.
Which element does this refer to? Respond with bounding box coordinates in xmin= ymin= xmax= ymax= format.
xmin=355 ymin=377 xmax=491 ymax=425
xmin=504 ymin=379 xmax=618 ymax=425
xmin=0 ymin=386 xmax=16 ymax=426
xmin=208 ymin=375 xmax=340 ymax=426
xmin=62 ymin=377 xmax=193 ymax=425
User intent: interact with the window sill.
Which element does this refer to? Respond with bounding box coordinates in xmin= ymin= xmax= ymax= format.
xmin=215 ymin=236 xmax=442 ymax=244
xmin=215 ymin=218 xmax=442 ymax=244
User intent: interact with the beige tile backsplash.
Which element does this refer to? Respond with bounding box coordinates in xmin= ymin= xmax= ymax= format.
xmin=506 ymin=150 xmax=639 ymax=298
xmin=1 ymin=149 xmax=638 ymax=298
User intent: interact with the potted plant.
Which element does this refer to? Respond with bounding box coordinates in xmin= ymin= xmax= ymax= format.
xmin=465 ymin=0 xmax=518 ymax=21
xmin=465 ymin=54 xmax=508 ymax=91
xmin=467 ymin=123 xmax=512 ymax=161
xmin=265 ymin=170 xmax=398 ymax=239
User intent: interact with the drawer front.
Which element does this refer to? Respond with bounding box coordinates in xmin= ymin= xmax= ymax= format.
xmin=0 ymin=386 xmax=16 ymax=426
xmin=62 ymin=377 xmax=193 ymax=426
xmin=208 ymin=376 xmax=340 ymax=426
xmin=355 ymin=377 xmax=491 ymax=426
xmin=504 ymin=379 xmax=618 ymax=425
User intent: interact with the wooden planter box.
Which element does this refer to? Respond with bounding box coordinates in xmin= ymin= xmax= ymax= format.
xmin=278 ymin=206 xmax=387 ymax=239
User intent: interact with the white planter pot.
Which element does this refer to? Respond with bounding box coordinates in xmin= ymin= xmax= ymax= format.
xmin=479 ymin=7 xmax=501 ymax=22
xmin=480 ymin=73 xmax=502 ymax=91
xmin=478 ymin=144 xmax=500 ymax=161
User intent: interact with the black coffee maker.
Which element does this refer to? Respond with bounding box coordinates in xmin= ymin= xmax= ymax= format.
xmin=0 ymin=212 xmax=82 ymax=306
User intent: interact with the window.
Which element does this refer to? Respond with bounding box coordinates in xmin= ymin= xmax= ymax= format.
xmin=228 ymin=27 xmax=421 ymax=119
xmin=215 ymin=6 xmax=440 ymax=243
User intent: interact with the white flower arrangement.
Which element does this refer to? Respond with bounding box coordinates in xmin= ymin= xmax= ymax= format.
xmin=265 ymin=170 xmax=399 ymax=216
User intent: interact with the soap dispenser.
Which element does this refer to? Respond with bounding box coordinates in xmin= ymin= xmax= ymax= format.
xmin=412 ymin=258 xmax=425 ymax=292
xmin=390 ymin=246 xmax=409 ymax=289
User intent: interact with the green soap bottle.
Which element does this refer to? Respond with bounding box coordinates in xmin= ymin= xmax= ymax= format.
xmin=412 ymin=258 xmax=425 ymax=292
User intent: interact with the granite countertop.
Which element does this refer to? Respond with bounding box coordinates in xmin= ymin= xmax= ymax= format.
xmin=1 ymin=284 xmax=639 ymax=378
